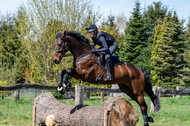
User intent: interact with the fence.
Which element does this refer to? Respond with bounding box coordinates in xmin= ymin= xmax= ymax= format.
xmin=1 ymin=83 xmax=190 ymax=103
xmin=1 ymin=83 xmax=190 ymax=94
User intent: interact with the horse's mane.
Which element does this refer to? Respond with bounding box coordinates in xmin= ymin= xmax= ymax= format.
xmin=64 ymin=31 xmax=91 ymax=45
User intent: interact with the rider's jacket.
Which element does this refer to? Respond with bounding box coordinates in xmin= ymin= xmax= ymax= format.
xmin=92 ymin=31 xmax=115 ymax=52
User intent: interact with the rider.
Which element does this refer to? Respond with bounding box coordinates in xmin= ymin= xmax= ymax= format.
xmin=85 ymin=24 xmax=117 ymax=81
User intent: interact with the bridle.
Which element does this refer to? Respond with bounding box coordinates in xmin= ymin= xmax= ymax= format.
xmin=53 ymin=36 xmax=66 ymax=59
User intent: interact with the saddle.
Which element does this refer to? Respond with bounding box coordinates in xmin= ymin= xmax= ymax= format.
xmin=98 ymin=54 xmax=122 ymax=68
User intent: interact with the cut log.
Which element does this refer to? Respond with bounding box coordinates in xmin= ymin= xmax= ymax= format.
xmin=33 ymin=93 xmax=138 ymax=126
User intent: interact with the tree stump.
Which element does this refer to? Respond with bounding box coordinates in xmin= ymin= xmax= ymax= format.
xmin=33 ymin=93 xmax=138 ymax=126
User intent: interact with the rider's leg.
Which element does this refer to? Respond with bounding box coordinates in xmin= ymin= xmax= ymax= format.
xmin=109 ymin=42 xmax=117 ymax=54
xmin=104 ymin=42 xmax=117 ymax=81
xmin=105 ymin=54 xmax=114 ymax=81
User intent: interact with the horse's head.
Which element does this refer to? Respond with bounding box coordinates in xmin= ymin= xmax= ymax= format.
xmin=53 ymin=31 xmax=93 ymax=64
xmin=53 ymin=32 xmax=69 ymax=64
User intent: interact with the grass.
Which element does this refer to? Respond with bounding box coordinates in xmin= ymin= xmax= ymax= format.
xmin=0 ymin=96 xmax=34 ymax=126
xmin=0 ymin=92 xmax=190 ymax=126
xmin=133 ymin=96 xmax=190 ymax=126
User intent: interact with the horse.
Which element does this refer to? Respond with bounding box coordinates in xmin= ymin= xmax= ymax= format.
xmin=52 ymin=31 xmax=160 ymax=126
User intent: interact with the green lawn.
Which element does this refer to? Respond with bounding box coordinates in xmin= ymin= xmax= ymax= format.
xmin=0 ymin=93 xmax=190 ymax=126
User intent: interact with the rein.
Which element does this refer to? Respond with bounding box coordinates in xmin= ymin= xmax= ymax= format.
xmin=54 ymin=35 xmax=66 ymax=55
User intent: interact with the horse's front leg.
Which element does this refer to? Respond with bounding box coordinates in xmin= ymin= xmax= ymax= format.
xmin=57 ymin=70 xmax=66 ymax=93
xmin=63 ymin=69 xmax=70 ymax=84
xmin=63 ymin=68 xmax=73 ymax=91
xmin=58 ymin=68 xmax=76 ymax=94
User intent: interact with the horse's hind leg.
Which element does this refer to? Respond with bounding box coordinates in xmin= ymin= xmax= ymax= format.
xmin=136 ymin=95 xmax=150 ymax=126
xmin=118 ymin=84 xmax=138 ymax=102
xmin=118 ymin=84 xmax=150 ymax=126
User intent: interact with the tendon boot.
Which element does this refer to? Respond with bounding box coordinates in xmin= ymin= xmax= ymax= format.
xmin=105 ymin=58 xmax=114 ymax=81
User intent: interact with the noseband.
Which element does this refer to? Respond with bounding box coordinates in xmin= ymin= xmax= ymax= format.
xmin=54 ymin=35 xmax=66 ymax=57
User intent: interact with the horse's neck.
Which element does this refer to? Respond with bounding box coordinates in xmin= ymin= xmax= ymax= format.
xmin=68 ymin=36 xmax=92 ymax=60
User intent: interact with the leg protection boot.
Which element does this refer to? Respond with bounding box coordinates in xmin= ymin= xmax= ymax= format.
xmin=105 ymin=58 xmax=114 ymax=81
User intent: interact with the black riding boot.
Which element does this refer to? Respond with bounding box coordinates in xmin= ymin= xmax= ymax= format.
xmin=105 ymin=58 xmax=114 ymax=81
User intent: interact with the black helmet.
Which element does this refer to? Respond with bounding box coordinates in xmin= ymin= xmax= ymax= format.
xmin=85 ymin=24 xmax=98 ymax=32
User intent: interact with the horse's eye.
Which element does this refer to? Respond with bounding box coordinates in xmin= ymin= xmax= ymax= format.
xmin=58 ymin=42 xmax=62 ymax=46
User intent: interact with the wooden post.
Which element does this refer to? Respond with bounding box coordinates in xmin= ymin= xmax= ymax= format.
xmin=176 ymin=86 xmax=182 ymax=97
xmin=35 ymin=89 xmax=37 ymax=97
xmin=33 ymin=105 xmax=36 ymax=126
xmin=14 ymin=90 xmax=20 ymax=101
xmin=75 ymin=85 xmax=84 ymax=106
xmin=85 ymin=92 xmax=90 ymax=100
xmin=2 ymin=91 xmax=4 ymax=100
xmin=150 ymin=86 xmax=161 ymax=113
xmin=101 ymin=92 xmax=104 ymax=101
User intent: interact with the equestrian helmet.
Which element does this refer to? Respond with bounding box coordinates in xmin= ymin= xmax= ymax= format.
xmin=85 ymin=24 xmax=98 ymax=32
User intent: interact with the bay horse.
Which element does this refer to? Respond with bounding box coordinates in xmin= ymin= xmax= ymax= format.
xmin=53 ymin=31 xmax=160 ymax=126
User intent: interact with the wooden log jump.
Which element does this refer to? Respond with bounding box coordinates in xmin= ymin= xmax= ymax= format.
xmin=33 ymin=93 xmax=138 ymax=126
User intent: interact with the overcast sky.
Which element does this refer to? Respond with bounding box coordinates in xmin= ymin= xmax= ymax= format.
xmin=0 ymin=0 xmax=190 ymax=25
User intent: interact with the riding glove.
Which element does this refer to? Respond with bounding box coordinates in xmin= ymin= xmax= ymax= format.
xmin=92 ymin=48 xmax=98 ymax=53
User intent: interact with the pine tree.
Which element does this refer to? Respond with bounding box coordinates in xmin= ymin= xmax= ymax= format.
xmin=183 ymin=17 xmax=190 ymax=85
xmin=151 ymin=13 xmax=187 ymax=88
xmin=130 ymin=1 xmax=170 ymax=75
xmin=144 ymin=2 xmax=168 ymax=28
xmin=143 ymin=1 xmax=169 ymax=44
xmin=169 ymin=12 xmax=186 ymax=86
xmin=151 ymin=22 xmax=165 ymax=86
xmin=119 ymin=1 xmax=148 ymax=63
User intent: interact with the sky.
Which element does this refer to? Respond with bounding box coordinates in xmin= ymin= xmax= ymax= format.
xmin=0 ymin=0 xmax=190 ymax=25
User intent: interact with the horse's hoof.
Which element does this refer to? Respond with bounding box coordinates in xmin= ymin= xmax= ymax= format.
xmin=57 ymin=86 xmax=63 ymax=91
xmin=57 ymin=87 xmax=65 ymax=95
xmin=148 ymin=117 xmax=154 ymax=123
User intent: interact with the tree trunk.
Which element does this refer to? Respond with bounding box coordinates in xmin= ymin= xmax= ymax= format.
xmin=33 ymin=93 xmax=138 ymax=126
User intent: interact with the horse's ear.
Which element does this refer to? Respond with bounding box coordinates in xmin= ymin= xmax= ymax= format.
xmin=63 ymin=31 xmax=67 ymax=37
xmin=64 ymin=31 xmax=67 ymax=35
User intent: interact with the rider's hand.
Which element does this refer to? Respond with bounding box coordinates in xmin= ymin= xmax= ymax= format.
xmin=91 ymin=43 xmax=96 ymax=48
xmin=92 ymin=48 xmax=96 ymax=53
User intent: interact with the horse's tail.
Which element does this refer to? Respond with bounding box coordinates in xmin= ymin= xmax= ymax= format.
xmin=141 ymin=69 xmax=161 ymax=112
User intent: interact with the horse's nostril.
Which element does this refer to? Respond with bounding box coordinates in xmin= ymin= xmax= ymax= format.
xmin=53 ymin=59 xmax=60 ymax=64
xmin=53 ymin=59 xmax=57 ymax=63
